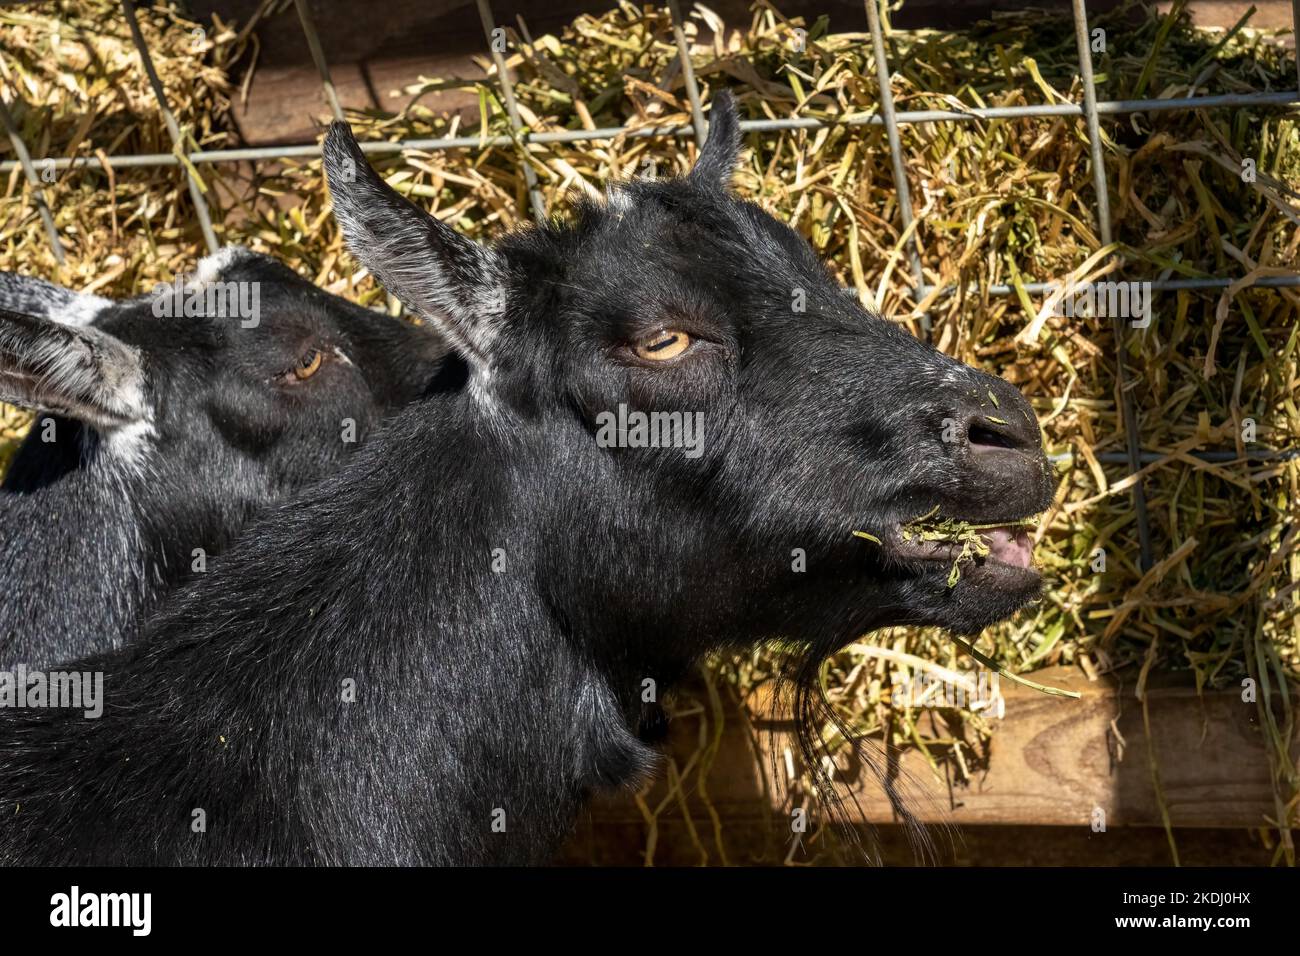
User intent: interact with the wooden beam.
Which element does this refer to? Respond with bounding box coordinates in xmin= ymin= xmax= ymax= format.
xmin=580 ymin=666 xmax=1298 ymax=830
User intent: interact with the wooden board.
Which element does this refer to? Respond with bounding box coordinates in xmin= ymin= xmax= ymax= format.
xmin=578 ymin=666 xmax=1297 ymax=831
xmin=558 ymin=820 xmax=1281 ymax=866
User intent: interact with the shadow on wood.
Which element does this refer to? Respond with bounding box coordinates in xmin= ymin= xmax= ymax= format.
xmin=557 ymin=665 xmax=1296 ymax=865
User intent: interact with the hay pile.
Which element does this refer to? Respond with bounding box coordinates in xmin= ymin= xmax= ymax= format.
xmin=2 ymin=0 xmax=1297 ymax=863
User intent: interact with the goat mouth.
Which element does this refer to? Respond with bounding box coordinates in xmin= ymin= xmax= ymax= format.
xmin=854 ymin=508 xmax=1041 ymax=586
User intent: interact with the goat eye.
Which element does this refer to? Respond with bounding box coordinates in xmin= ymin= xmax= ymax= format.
xmin=633 ymin=330 xmax=691 ymax=362
xmin=293 ymin=349 xmax=323 ymax=380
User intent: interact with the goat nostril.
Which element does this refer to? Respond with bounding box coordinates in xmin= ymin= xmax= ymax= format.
xmin=967 ymin=418 xmax=1030 ymax=452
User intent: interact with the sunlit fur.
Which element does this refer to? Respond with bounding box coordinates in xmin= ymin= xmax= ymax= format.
xmin=0 ymin=94 xmax=1053 ymax=864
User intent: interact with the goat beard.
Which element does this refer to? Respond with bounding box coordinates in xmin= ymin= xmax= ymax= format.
xmin=773 ymin=644 xmax=956 ymax=866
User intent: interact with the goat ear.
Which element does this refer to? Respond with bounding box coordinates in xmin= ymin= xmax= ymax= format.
xmin=691 ymin=90 xmax=742 ymax=190
xmin=323 ymin=123 xmax=505 ymax=374
xmin=0 ymin=272 xmax=112 ymax=327
xmin=0 ymin=308 xmax=148 ymax=430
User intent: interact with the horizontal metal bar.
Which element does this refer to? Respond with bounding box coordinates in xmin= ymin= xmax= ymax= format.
xmin=925 ymin=274 xmax=1300 ymax=299
xmin=887 ymin=88 xmax=1300 ymax=124
xmin=1049 ymin=448 xmax=1300 ymax=465
xmin=6 ymin=90 xmax=1297 ymax=174
xmin=0 ymin=126 xmax=673 ymax=170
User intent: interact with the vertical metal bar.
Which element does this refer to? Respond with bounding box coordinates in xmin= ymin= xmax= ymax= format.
xmin=1293 ymin=0 xmax=1300 ymax=91
xmin=1072 ymin=0 xmax=1152 ymax=571
xmin=1073 ymin=4 xmax=1113 ymax=248
xmin=474 ymin=0 xmax=546 ymax=221
xmin=121 ymin=0 xmax=219 ymax=254
xmin=0 ymin=90 xmax=64 ymax=263
xmin=291 ymin=0 xmax=379 ymax=315
xmin=863 ymin=0 xmax=929 ymax=333
xmin=292 ymin=0 xmax=345 ymax=122
xmin=667 ymin=0 xmax=706 ymax=146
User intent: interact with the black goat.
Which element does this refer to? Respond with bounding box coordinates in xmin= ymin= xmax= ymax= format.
xmin=0 ymin=249 xmax=449 ymax=667
xmin=0 ymin=93 xmax=1054 ymax=864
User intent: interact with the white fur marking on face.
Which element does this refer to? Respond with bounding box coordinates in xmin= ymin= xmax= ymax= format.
xmin=98 ymin=417 xmax=158 ymax=477
xmin=605 ymin=187 xmax=633 ymax=214
xmin=57 ymin=294 xmax=114 ymax=328
xmin=468 ymin=368 xmax=498 ymax=414
xmin=192 ymin=246 xmax=256 ymax=287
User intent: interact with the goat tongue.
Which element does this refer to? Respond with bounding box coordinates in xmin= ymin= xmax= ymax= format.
xmin=981 ymin=527 xmax=1033 ymax=568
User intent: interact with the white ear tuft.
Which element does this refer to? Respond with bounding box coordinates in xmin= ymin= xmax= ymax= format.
xmin=0 ymin=307 xmax=149 ymax=430
xmin=0 ymin=273 xmax=112 ymax=328
xmin=323 ymin=122 xmax=507 ymax=377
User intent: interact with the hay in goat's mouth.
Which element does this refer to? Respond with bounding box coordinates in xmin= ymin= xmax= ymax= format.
xmin=858 ymin=507 xmax=1041 ymax=586
xmin=900 ymin=507 xmax=1040 ymax=586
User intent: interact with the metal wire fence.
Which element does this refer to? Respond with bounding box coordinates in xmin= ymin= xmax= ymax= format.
xmin=3 ymin=0 xmax=1300 ymax=569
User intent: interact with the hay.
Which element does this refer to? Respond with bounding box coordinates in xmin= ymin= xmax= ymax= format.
xmin=894 ymin=506 xmax=1045 ymax=587
xmin=2 ymin=0 xmax=1298 ymax=863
